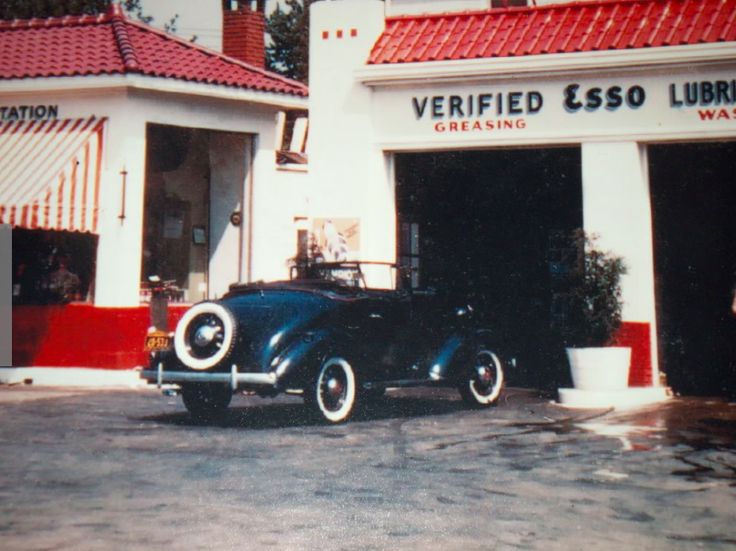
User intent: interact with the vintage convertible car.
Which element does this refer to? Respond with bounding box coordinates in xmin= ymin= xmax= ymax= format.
xmin=141 ymin=262 xmax=505 ymax=423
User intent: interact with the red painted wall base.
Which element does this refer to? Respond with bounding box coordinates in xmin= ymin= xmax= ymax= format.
xmin=613 ymin=321 xmax=653 ymax=387
xmin=12 ymin=306 xmax=656 ymax=387
xmin=13 ymin=304 xmax=188 ymax=369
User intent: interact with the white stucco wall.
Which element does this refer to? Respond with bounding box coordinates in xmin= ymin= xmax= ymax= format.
xmin=1 ymin=84 xmax=307 ymax=307
xmin=309 ymin=0 xmax=394 ymax=284
xmin=248 ymin=157 xmax=311 ymax=283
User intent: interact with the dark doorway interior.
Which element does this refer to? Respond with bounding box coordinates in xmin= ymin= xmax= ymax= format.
xmin=143 ymin=124 xmax=210 ymax=303
xmin=395 ymin=148 xmax=582 ymax=389
xmin=12 ymin=228 xmax=97 ymax=304
xmin=649 ymin=142 xmax=736 ymax=397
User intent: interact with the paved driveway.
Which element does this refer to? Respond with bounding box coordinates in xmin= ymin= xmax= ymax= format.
xmin=0 ymin=386 xmax=733 ymax=550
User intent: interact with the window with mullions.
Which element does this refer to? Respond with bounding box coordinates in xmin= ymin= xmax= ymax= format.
xmin=491 ymin=0 xmax=528 ymax=7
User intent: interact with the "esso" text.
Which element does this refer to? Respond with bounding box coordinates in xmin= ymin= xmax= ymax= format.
xmin=564 ymin=84 xmax=646 ymax=112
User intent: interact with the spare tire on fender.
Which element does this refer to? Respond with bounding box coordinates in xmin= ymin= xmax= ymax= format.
xmin=174 ymin=302 xmax=237 ymax=370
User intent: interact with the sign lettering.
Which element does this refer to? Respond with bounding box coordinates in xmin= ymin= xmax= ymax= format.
xmin=0 ymin=104 xmax=59 ymax=122
xmin=669 ymin=80 xmax=736 ymax=107
xmin=412 ymin=92 xmax=543 ymax=120
xmin=408 ymin=76 xmax=736 ymax=135
xmin=563 ymin=84 xmax=646 ymax=112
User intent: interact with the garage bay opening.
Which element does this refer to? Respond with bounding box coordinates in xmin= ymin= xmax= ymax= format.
xmin=649 ymin=142 xmax=736 ymax=397
xmin=395 ymin=148 xmax=582 ymax=389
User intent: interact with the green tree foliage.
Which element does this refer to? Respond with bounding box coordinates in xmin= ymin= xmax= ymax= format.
xmin=0 ymin=1 xmax=176 ymax=30
xmin=266 ymin=0 xmax=312 ymax=84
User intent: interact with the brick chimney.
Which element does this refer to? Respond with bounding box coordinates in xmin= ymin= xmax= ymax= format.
xmin=222 ymin=0 xmax=266 ymax=68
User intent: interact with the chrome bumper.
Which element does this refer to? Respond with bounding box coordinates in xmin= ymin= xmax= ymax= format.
xmin=141 ymin=363 xmax=278 ymax=390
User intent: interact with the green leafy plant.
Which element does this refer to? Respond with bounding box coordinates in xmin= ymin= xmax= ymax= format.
xmin=266 ymin=0 xmax=312 ymax=83
xmin=0 ymin=1 xmax=178 ymax=32
xmin=561 ymin=230 xmax=627 ymax=348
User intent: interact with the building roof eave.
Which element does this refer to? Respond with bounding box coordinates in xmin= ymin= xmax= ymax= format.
xmin=356 ymin=42 xmax=736 ymax=86
xmin=0 ymin=8 xmax=308 ymax=98
xmin=0 ymin=74 xmax=309 ymax=110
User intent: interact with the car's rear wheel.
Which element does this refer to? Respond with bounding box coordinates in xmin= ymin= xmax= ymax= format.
xmin=458 ymin=349 xmax=504 ymax=407
xmin=307 ymin=356 xmax=357 ymax=423
xmin=181 ymin=383 xmax=232 ymax=420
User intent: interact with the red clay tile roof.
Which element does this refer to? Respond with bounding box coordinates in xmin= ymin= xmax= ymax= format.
xmin=0 ymin=5 xmax=307 ymax=97
xmin=368 ymin=0 xmax=736 ymax=64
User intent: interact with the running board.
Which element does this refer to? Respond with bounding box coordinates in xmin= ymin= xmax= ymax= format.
xmin=363 ymin=378 xmax=449 ymax=390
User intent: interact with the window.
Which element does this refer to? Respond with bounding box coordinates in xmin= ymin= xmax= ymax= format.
xmin=491 ymin=0 xmax=528 ymax=7
xmin=12 ymin=229 xmax=97 ymax=304
xmin=398 ymin=221 xmax=421 ymax=289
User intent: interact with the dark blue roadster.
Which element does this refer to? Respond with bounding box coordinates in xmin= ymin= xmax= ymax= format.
xmin=141 ymin=262 xmax=505 ymax=423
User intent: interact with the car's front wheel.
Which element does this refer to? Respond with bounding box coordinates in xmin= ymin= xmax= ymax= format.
xmin=181 ymin=383 xmax=232 ymax=420
xmin=307 ymin=356 xmax=357 ymax=423
xmin=458 ymin=349 xmax=504 ymax=407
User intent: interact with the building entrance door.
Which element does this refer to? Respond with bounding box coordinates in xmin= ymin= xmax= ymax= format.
xmin=142 ymin=125 xmax=252 ymax=303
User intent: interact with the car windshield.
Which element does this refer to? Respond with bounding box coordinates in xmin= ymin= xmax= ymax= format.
xmin=290 ymin=261 xmax=398 ymax=291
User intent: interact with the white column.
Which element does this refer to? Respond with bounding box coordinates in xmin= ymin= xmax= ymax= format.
xmin=1 ymin=224 xmax=10 ymax=367
xmin=94 ymin=114 xmax=147 ymax=307
xmin=581 ymin=141 xmax=659 ymax=378
xmin=309 ymin=1 xmax=395 ymax=283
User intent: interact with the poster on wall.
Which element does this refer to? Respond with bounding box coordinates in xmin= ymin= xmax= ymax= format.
xmin=310 ymin=218 xmax=360 ymax=262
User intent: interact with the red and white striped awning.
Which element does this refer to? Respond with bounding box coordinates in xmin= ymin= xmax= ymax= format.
xmin=0 ymin=117 xmax=105 ymax=234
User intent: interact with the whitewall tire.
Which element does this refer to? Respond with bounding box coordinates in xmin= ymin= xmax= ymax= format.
xmin=312 ymin=356 xmax=357 ymax=423
xmin=174 ymin=302 xmax=236 ymax=370
xmin=459 ymin=349 xmax=504 ymax=407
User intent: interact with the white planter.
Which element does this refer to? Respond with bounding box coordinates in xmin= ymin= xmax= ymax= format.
xmin=566 ymin=347 xmax=631 ymax=391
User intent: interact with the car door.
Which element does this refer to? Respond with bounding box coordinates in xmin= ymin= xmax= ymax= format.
xmin=402 ymin=290 xmax=458 ymax=379
xmin=342 ymin=292 xmax=406 ymax=380
xmin=372 ymin=290 xmax=438 ymax=380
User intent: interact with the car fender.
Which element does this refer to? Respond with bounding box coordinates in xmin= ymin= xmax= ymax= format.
xmin=428 ymin=334 xmax=464 ymax=380
xmin=439 ymin=328 xmax=499 ymax=380
xmin=272 ymin=327 xmax=355 ymax=389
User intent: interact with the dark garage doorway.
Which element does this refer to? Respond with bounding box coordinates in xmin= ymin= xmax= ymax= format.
xmin=395 ymin=148 xmax=582 ymax=389
xmin=649 ymin=142 xmax=736 ymax=397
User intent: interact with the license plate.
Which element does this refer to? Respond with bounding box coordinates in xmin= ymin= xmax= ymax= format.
xmin=144 ymin=332 xmax=172 ymax=351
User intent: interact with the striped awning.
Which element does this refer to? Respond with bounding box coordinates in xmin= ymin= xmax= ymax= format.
xmin=0 ymin=117 xmax=105 ymax=233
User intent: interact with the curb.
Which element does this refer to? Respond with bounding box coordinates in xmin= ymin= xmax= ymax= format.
xmin=0 ymin=367 xmax=148 ymax=388
xmin=557 ymin=385 xmax=671 ymax=410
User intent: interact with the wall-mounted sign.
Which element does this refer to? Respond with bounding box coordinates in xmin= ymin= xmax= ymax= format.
xmin=374 ymin=64 xmax=736 ymax=145
xmin=669 ymin=79 xmax=736 ymax=120
xmin=0 ymin=104 xmax=59 ymax=122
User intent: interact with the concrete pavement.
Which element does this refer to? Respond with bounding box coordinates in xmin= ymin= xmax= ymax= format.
xmin=0 ymin=385 xmax=733 ymax=550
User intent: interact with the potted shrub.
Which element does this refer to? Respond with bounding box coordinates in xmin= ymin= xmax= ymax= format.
xmin=560 ymin=230 xmax=630 ymax=391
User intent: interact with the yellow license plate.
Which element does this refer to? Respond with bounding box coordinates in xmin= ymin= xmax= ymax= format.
xmin=144 ymin=333 xmax=172 ymax=351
